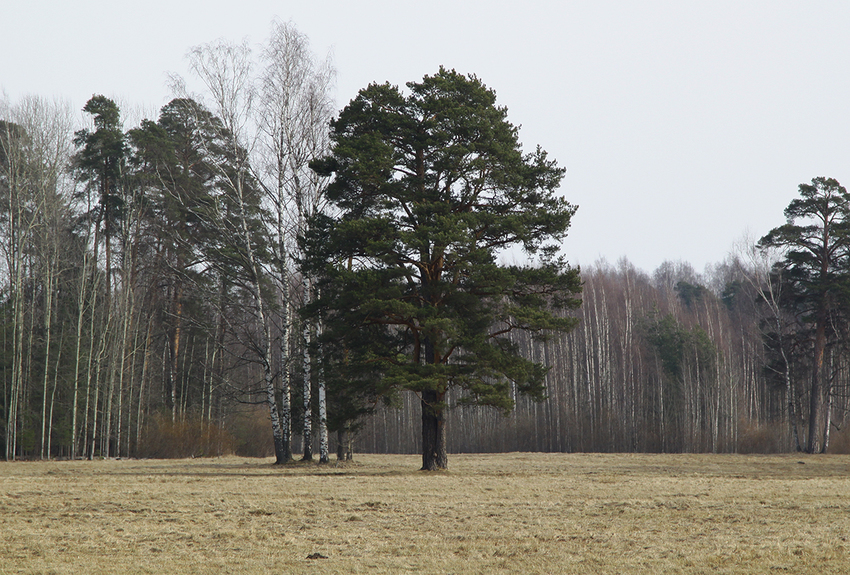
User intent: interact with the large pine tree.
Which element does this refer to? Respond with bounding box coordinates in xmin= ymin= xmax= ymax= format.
xmin=759 ymin=177 xmax=850 ymax=453
xmin=73 ymin=95 xmax=127 ymax=302
xmin=306 ymin=68 xmax=582 ymax=470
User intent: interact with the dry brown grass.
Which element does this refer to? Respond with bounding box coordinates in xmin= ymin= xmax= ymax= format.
xmin=2 ymin=453 xmax=850 ymax=574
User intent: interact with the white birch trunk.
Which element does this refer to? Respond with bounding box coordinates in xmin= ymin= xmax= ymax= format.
xmin=317 ymin=317 xmax=329 ymax=463
xmin=301 ymin=281 xmax=313 ymax=460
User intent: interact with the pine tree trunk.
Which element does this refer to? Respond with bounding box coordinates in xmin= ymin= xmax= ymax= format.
xmin=807 ymin=319 xmax=827 ymax=453
xmin=421 ymin=389 xmax=447 ymax=470
xmin=337 ymin=429 xmax=347 ymax=461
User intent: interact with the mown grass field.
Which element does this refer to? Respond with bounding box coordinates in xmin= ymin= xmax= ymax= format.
xmin=1 ymin=453 xmax=849 ymax=574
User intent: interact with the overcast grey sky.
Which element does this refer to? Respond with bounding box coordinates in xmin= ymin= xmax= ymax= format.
xmin=3 ymin=1 xmax=849 ymax=274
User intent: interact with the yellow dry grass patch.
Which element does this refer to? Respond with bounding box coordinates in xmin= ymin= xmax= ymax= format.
xmin=1 ymin=453 xmax=849 ymax=574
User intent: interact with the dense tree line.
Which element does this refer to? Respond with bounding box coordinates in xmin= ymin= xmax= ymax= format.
xmin=353 ymin=259 xmax=773 ymax=453
xmin=1 ymin=22 xmax=336 ymax=461
xmin=355 ymin=230 xmax=850 ymax=455
xmin=3 ymin=24 xmax=849 ymax=461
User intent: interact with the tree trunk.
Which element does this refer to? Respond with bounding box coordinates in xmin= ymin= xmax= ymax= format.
xmin=337 ymin=429 xmax=347 ymax=461
xmin=46 ymin=342 xmax=62 ymax=458
xmin=317 ymin=374 xmax=329 ymax=463
xmin=807 ymin=319 xmax=827 ymax=453
xmin=265 ymin=349 xmax=288 ymax=465
xmin=301 ymin=287 xmax=313 ymax=461
xmin=316 ymin=318 xmax=329 ymax=463
xmin=278 ymin=290 xmax=293 ymax=463
xmin=421 ymin=389 xmax=447 ymax=470
xmin=823 ymin=376 xmax=834 ymax=454
xmin=115 ymin=277 xmax=133 ymax=458
xmin=71 ymin=245 xmax=96 ymax=459
xmin=136 ymin=317 xmax=153 ymax=453
xmin=237 ymin=184 xmax=287 ymax=466
xmin=81 ymin=292 xmax=98 ymax=458
xmin=250 ymin=262 xmax=287 ymax=465
xmin=39 ymin=263 xmax=55 ymax=459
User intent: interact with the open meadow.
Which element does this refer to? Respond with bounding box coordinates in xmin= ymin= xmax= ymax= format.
xmin=1 ymin=453 xmax=849 ymax=574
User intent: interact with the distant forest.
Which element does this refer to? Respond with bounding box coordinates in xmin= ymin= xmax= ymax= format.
xmin=3 ymin=23 xmax=850 ymax=461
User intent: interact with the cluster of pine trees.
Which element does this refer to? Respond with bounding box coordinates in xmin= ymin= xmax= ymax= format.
xmin=3 ymin=22 xmax=849 ymax=463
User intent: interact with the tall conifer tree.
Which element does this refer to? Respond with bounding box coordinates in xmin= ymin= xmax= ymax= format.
xmin=306 ymin=69 xmax=582 ymax=470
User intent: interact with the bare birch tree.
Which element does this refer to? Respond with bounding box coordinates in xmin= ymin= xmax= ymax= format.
xmin=181 ymin=39 xmax=290 ymax=463
xmin=255 ymin=20 xmax=335 ymax=462
xmin=735 ymin=239 xmax=802 ymax=451
xmin=0 ymin=95 xmax=74 ymax=460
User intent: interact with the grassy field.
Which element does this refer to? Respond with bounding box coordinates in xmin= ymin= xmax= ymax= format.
xmin=1 ymin=453 xmax=849 ymax=574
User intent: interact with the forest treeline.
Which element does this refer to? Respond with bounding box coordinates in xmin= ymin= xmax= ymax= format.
xmin=1 ymin=23 xmax=340 ymax=462
xmin=357 ymin=174 xmax=850 ymax=457
xmin=358 ymin=259 xmax=791 ymax=454
xmin=3 ymin=23 xmax=849 ymax=461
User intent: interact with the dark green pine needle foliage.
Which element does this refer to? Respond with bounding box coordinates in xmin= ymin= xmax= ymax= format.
xmin=73 ymin=95 xmax=127 ymax=240
xmin=759 ymin=177 xmax=850 ymax=321
xmin=305 ymin=68 xmax=581 ymax=432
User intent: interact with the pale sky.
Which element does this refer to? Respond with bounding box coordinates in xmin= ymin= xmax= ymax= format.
xmin=3 ymin=1 xmax=849 ymax=274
